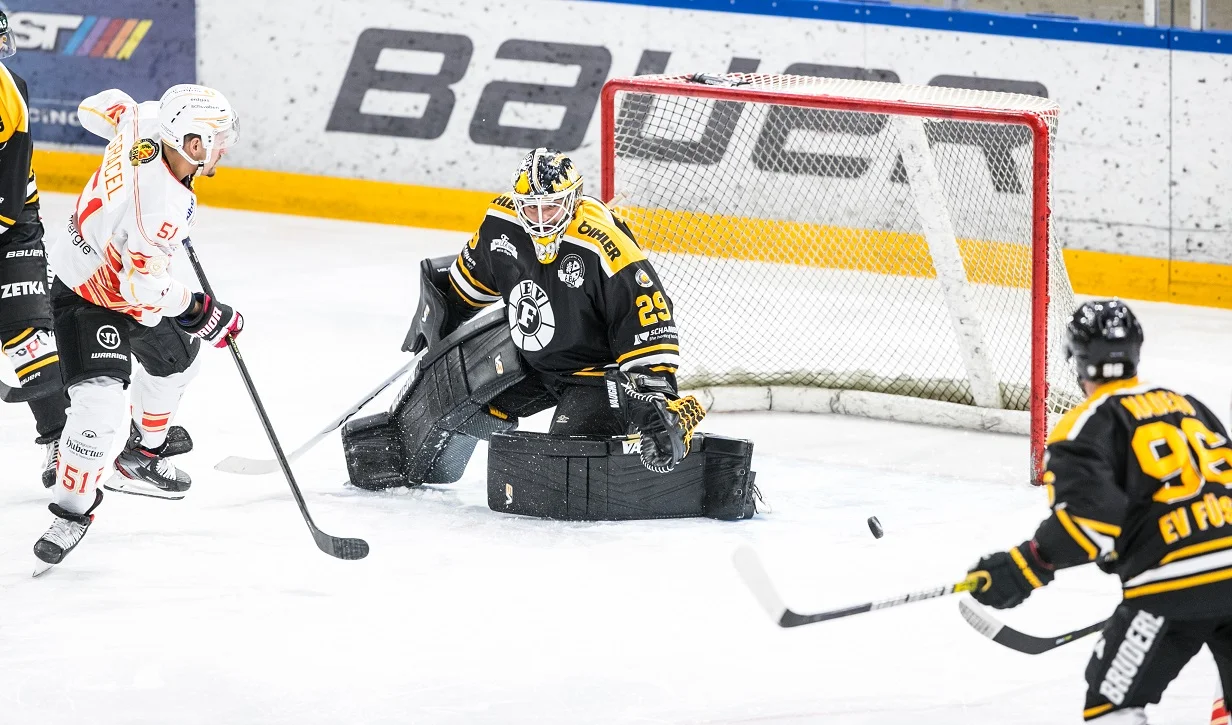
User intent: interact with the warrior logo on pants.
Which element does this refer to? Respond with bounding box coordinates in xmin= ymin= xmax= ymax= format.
xmin=507 ymin=280 xmax=555 ymax=352
xmin=96 ymin=325 xmax=120 ymax=350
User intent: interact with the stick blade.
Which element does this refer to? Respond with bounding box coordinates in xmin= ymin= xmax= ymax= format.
xmin=214 ymin=456 xmax=280 ymax=475
xmin=732 ymin=545 xmax=790 ymax=626
xmin=313 ymin=529 xmax=370 ymax=560
xmin=1 ymin=383 xmax=57 ymax=404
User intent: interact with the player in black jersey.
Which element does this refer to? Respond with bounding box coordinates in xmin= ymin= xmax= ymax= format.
xmin=0 ymin=11 xmax=69 ymax=488
xmin=343 ymin=148 xmax=705 ymax=493
xmin=968 ymin=300 xmax=1232 ymax=723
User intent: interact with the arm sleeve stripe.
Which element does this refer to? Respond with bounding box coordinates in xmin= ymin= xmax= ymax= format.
xmin=1009 ymin=546 xmax=1045 ymax=589
xmin=0 ymin=212 xmax=16 ymax=227
xmin=1055 ymin=508 xmax=1099 ymax=561
xmin=449 ymin=261 xmax=500 ymax=304
xmin=615 ymin=343 xmax=679 ymax=364
xmin=619 ymin=352 xmax=682 ymax=371
xmin=456 ymin=254 xmax=499 ymax=296
xmin=79 ymin=104 xmax=119 ymax=128
xmin=1071 ymin=516 xmax=1121 ymax=537
xmin=447 ymin=276 xmax=488 ymax=309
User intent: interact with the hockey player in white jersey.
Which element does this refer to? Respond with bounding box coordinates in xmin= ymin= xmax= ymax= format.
xmin=35 ymin=85 xmax=243 ymax=569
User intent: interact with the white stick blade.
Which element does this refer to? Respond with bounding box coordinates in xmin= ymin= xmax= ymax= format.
xmin=958 ymin=597 xmax=1005 ymax=640
xmin=214 ymin=456 xmax=280 ymax=475
xmin=732 ymin=545 xmax=788 ymax=624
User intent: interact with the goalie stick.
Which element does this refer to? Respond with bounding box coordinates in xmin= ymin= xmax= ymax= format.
xmin=184 ymin=238 xmax=369 ymax=561
xmin=214 ymin=358 xmax=417 ymax=474
xmin=732 ymin=545 xmax=989 ymax=628
xmin=958 ymin=598 xmax=1106 ymax=654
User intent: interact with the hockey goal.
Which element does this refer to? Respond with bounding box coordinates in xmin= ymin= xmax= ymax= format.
xmin=599 ymin=73 xmax=1082 ymax=477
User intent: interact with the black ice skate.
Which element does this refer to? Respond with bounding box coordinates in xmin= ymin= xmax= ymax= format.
xmin=33 ymin=491 xmax=102 ymax=575
xmin=40 ymin=437 xmax=59 ymax=489
xmin=105 ymin=440 xmax=192 ymax=500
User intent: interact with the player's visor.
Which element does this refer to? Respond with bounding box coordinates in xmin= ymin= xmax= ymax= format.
xmin=512 ymin=187 xmax=576 ymax=240
xmin=0 ymin=30 xmax=15 ymax=60
xmin=213 ymin=115 xmax=241 ymax=150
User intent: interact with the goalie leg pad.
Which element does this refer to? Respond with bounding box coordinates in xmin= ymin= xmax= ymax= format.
xmin=487 ymin=431 xmax=757 ymax=521
xmin=343 ymin=313 xmax=533 ymax=489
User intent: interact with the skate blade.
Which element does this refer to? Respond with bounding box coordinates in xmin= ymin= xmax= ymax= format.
xmin=32 ymin=558 xmax=54 ymax=577
xmin=102 ymin=473 xmax=187 ymax=501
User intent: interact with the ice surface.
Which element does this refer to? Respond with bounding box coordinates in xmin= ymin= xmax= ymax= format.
xmin=0 ymin=193 xmax=1226 ymax=724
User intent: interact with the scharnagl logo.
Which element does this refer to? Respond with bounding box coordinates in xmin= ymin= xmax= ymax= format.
xmin=13 ymin=12 xmax=154 ymax=60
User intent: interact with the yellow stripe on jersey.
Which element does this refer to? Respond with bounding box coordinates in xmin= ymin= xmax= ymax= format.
xmin=1083 ymin=703 xmax=1114 ymax=719
xmin=1055 ymin=509 xmax=1099 ymax=561
xmin=1072 ymin=516 xmax=1121 ymax=537
xmin=0 ymin=64 xmax=27 ymax=143
xmin=1124 ymin=564 xmax=1232 ymax=599
xmin=616 ymin=344 xmax=680 ymax=364
xmin=448 ymin=276 xmax=487 ymax=308
xmin=456 ymin=253 xmax=498 ymax=296
xmin=648 ymin=365 xmax=678 ymax=373
xmin=1047 ymin=377 xmax=1142 ymax=444
xmin=1159 ymin=536 xmax=1232 ymax=566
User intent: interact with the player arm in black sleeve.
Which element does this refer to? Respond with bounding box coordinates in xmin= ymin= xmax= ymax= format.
xmin=0 ymin=71 xmax=34 ymax=230
xmin=968 ymin=422 xmax=1127 ymax=609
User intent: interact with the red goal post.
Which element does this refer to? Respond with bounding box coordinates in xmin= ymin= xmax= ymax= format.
xmin=599 ymin=73 xmax=1081 ymax=480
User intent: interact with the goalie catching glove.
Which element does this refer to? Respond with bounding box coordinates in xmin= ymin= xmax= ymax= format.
xmin=605 ymin=370 xmax=706 ymax=473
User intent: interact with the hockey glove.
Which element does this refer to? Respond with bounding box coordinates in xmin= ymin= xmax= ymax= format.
xmin=605 ymin=370 xmax=706 ymax=473
xmin=177 ymin=292 xmax=244 ymax=348
xmin=969 ymin=540 xmax=1055 ymax=610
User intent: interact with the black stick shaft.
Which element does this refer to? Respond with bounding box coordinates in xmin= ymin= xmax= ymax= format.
xmin=182 ymin=239 xmax=318 ymax=526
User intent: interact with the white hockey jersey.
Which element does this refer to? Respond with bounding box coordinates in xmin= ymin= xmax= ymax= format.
xmin=47 ymin=89 xmax=196 ymax=326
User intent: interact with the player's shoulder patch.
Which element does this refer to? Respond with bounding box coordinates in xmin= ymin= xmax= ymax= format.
xmin=561 ymin=197 xmax=645 ymax=275
xmin=1047 ymin=378 xmax=1147 ymax=444
xmin=129 ymin=138 xmax=160 ymax=166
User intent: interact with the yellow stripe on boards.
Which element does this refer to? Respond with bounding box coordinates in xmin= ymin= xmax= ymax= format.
xmin=29 ymin=149 xmax=1232 ymax=311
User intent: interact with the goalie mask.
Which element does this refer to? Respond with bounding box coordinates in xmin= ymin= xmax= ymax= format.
xmin=510 ymin=148 xmax=582 ymax=264
xmin=1065 ymin=299 xmax=1143 ymax=384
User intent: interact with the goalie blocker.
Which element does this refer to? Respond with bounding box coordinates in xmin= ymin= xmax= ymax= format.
xmin=341 ymin=257 xmax=758 ymax=522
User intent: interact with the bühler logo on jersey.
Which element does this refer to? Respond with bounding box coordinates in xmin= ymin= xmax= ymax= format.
xmin=507 ymin=280 xmax=555 ymax=352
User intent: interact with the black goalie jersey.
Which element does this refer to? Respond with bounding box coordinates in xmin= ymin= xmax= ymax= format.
xmin=1035 ymin=377 xmax=1232 ymax=618
xmin=445 ymin=194 xmax=680 ymax=389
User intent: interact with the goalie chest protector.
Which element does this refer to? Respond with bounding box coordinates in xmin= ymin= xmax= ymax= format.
xmin=487 ymin=431 xmax=757 ymax=521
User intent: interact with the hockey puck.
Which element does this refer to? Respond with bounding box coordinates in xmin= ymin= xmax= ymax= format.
xmin=867 ymin=516 xmax=884 ymax=539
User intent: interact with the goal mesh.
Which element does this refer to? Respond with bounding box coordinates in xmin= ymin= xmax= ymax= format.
xmin=602 ymin=73 xmax=1082 ymax=444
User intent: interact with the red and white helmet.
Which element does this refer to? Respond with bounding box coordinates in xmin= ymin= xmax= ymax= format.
xmin=158 ymin=85 xmax=240 ymax=174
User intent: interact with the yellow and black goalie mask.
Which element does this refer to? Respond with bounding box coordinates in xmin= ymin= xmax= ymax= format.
xmin=510 ymin=148 xmax=583 ymax=264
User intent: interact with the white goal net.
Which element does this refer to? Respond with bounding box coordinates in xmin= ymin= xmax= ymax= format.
xmin=600 ymin=73 xmax=1082 ymax=474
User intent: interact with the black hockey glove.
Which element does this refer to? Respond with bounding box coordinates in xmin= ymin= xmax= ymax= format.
xmin=605 ymin=370 xmax=706 ymax=473
xmin=968 ymin=540 xmax=1055 ymax=610
xmin=176 ymin=292 xmax=244 ymax=348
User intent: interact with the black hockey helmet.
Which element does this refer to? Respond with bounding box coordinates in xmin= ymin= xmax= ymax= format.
xmin=1065 ymin=299 xmax=1143 ymax=383
xmin=0 ymin=9 xmax=14 ymax=60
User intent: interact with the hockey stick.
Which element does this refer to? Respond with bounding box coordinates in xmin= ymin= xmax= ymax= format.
xmin=213 ymin=358 xmax=417 ymax=474
xmin=0 ymin=378 xmax=58 ymax=403
xmin=958 ymin=598 xmax=1106 ymax=654
xmin=183 ymin=238 xmax=369 ymax=560
xmin=732 ymin=545 xmax=989 ymax=628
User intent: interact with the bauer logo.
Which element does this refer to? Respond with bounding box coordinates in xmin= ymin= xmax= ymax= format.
xmin=13 ymin=12 xmax=153 ymax=60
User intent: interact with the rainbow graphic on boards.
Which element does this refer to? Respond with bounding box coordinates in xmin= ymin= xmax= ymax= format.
xmin=58 ymin=17 xmax=152 ymax=60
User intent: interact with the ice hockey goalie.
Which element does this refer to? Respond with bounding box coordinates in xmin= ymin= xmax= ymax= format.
xmin=341 ymin=148 xmax=758 ymax=522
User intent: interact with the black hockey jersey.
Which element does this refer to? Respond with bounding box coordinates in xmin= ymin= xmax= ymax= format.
xmin=1034 ymin=377 xmax=1232 ymax=618
xmin=445 ymin=194 xmax=680 ymax=389
xmin=0 ymin=64 xmax=38 ymax=227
